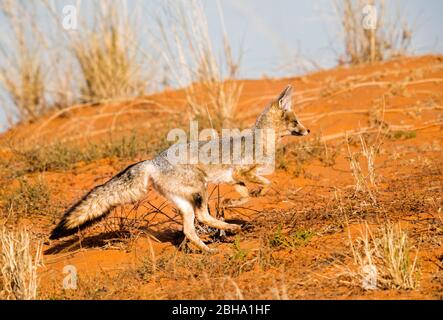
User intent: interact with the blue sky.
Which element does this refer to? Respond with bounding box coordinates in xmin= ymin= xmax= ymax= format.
xmin=204 ymin=0 xmax=443 ymax=77
xmin=0 ymin=0 xmax=442 ymax=130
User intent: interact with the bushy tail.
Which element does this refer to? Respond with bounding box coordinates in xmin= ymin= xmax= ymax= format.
xmin=50 ymin=160 xmax=151 ymax=240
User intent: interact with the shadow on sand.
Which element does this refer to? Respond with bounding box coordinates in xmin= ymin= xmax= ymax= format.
xmin=44 ymin=218 xmax=246 ymax=255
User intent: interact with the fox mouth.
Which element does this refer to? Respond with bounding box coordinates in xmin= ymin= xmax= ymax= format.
xmin=291 ymin=130 xmax=309 ymax=136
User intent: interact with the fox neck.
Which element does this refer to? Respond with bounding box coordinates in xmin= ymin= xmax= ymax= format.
xmin=252 ymin=104 xmax=282 ymax=159
xmin=253 ymin=104 xmax=283 ymax=139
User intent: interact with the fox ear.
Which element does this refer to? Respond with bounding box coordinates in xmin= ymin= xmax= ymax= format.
xmin=277 ymin=85 xmax=293 ymax=111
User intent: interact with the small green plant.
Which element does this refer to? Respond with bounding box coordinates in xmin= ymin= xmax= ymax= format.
xmin=276 ymin=146 xmax=289 ymax=171
xmin=232 ymin=236 xmax=247 ymax=260
xmin=136 ymin=254 xmax=169 ymax=282
xmin=221 ymin=236 xmax=251 ymax=277
xmin=269 ymin=224 xmax=314 ymax=249
xmin=257 ymin=237 xmax=278 ymax=271
xmin=387 ymin=130 xmax=417 ymax=140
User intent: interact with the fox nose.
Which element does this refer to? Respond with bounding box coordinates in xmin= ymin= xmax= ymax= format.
xmin=307 ymin=129 xmax=310 ymax=133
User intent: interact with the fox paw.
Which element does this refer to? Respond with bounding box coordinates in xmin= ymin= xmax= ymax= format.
xmin=227 ymin=224 xmax=242 ymax=232
xmin=221 ymin=198 xmax=235 ymax=208
xmin=205 ymin=247 xmax=218 ymax=254
xmin=251 ymin=188 xmax=262 ymax=197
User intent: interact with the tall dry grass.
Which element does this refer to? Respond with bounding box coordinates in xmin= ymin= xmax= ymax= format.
xmin=0 ymin=227 xmax=43 ymax=300
xmin=0 ymin=0 xmax=47 ymax=122
xmin=156 ymin=0 xmax=243 ymax=128
xmin=334 ymin=0 xmax=413 ymax=65
xmin=346 ymin=134 xmax=380 ymax=203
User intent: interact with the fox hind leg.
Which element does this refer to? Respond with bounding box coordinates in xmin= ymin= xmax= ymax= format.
xmin=169 ymin=195 xmax=215 ymax=253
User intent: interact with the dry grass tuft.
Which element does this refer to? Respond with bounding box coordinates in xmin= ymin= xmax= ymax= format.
xmin=0 ymin=227 xmax=43 ymax=300
xmin=345 ymin=133 xmax=381 ymax=203
xmin=346 ymin=222 xmax=419 ymax=290
xmin=71 ymin=2 xmax=148 ymax=102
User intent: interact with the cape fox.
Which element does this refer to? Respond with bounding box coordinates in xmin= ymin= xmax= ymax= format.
xmin=50 ymin=85 xmax=310 ymax=252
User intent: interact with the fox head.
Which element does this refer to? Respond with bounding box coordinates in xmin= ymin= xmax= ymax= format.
xmin=256 ymin=85 xmax=310 ymax=137
xmin=276 ymin=85 xmax=310 ymax=137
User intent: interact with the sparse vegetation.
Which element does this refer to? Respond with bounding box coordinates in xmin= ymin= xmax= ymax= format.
xmin=277 ymin=137 xmax=337 ymax=176
xmin=1 ymin=56 xmax=440 ymax=298
xmin=1 ymin=177 xmax=53 ymax=218
xmin=1 ymin=132 xmax=170 ymax=177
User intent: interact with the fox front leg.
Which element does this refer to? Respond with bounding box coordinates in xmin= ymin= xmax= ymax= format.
xmin=221 ymin=182 xmax=251 ymax=208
